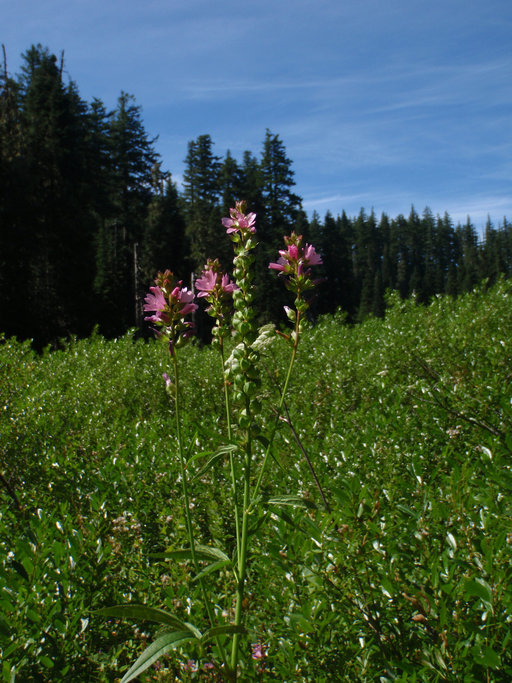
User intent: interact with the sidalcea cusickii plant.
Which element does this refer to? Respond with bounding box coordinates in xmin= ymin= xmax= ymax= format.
xmin=98 ymin=201 xmax=324 ymax=681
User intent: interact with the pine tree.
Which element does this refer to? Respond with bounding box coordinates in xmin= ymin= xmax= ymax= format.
xmin=94 ymin=91 xmax=159 ymax=335
xmin=8 ymin=45 xmax=98 ymax=344
xmin=0 ymin=47 xmax=25 ymax=336
xmin=257 ymin=130 xmax=302 ymax=320
xmin=140 ymin=177 xmax=188 ymax=287
xmin=182 ymin=134 xmax=224 ymax=271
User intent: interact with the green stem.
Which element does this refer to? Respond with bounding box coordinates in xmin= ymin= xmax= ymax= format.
xmin=220 ymin=340 xmax=241 ymax=565
xmin=172 ymin=353 xmax=229 ymax=669
xmin=230 ymin=404 xmax=252 ymax=676
xmin=252 ymin=310 xmax=301 ymax=503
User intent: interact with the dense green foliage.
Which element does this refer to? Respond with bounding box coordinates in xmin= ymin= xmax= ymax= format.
xmin=2 ymin=46 xmax=512 ymax=348
xmin=1 ymin=280 xmax=511 ymax=681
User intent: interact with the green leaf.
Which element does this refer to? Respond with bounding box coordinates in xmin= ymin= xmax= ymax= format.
xmin=481 ymin=646 xmax=501 ymax=669
xmin=188 ymin=444 xmax=237 ymax=467
xmin=201 ymin=624 xmax=246 ymax=643
xmin=0 ymin=614 xmax=11 ymax=637
xmin=289 ymin=612 xmax=314 ymax=633
xmin=161 ymin=544 xmax=230 ymax=563
xmin=8 ymin=560 xmax=29 ymax=581
xmin=464 ymin=578 xmax=493 ymax=605
xmin=40 ymin=656 xmax=54 ymax=669
xmin=265 ymin=494 xmax=317 ymax=509
xmin=191 ymin=451 xmax=228 ymax=482
xmin=396 ymin=503 xmax=417 ymax=517
xmin=96 ymin=605 xmax=200 ymax=635
xmin=120 ymin=631 xmax=196 ymax=683
xmin=192 ymin=559 xmax=231 ymax=582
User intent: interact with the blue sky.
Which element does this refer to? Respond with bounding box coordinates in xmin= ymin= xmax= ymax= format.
xmin=3 ymin=0 xmax=512 ymax=230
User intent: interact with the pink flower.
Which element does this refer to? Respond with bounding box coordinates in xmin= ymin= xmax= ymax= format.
xmin=220 ymin=273 xmax=238 ymax=293
xmin=196 ymin=261 xmax=238 ymax=298
xmin=304 ymin=243 xmax=322 ymax=266
xmin=222 ymin=201 xmax=257 ymax=235
xmin=268 ymin=257 xmax=287 ymax=272
xmin=175 ymin=287 xmax=197 ymax=316
xmin=251 ymin=642 xmax=266 ymax=660
xmin=144 ymin=271 xmax=198 ymax=351
xmin=268 ymin=234 xmax=323 ymax=277
xmin=195 ymin=269 xmax=218 ymax=297
xmin=143 ymin=286 xmax=170 ymax=323
xmin=183 ymin=659 xmax=198 ymax=672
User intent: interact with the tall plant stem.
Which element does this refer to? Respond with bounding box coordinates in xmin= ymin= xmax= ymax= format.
xmin=172 ymin=353 xmax=229 ymax=669
xmin=220 ymin=340 xmax=241 ymax=564
xmin=230 ymin=404 xmax=252 ymax=676
xmin=252 ymin=312 xmax=301 ymax=503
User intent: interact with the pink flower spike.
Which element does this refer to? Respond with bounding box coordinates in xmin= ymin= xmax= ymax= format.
xmin=222 ymin=204 xmax=257 ymax=234
xmin=179 ymin=287 xmax=196 ymax=305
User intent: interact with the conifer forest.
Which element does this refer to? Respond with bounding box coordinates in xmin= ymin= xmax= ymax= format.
xmin=1 ymin=45 xmax=511 ymax=348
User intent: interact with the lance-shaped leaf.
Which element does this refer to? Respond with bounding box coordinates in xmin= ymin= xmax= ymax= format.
xmin=201 ymin=624 xmax=246 ymax=644
xmin=189 ymin=444 xmax=238 ymax=481
xmin=265 ymin=494 xmax=318 ymax=509
xmin=192 ymin=559 xmax=231 ymax=583
xmin=160 ymin=544 xmax=231 ymax=564
xmin=96 ymin=605 xmax=201 ymax=638
xmin=120 ymin=630 xmax=197 ymax=683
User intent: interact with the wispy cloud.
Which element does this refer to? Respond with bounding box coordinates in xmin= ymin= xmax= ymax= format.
xmin=3 ymin=0 xmax=511 ymax=230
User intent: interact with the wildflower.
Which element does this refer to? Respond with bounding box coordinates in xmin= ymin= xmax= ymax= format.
xmin=222 ymin=200 xmax=256 ymax=235
xmin=251 ymin=642 xmax=266 ymax=660
xmin=144 ymin=270 xmax=198 ymax=352
xmin=269 ymin=232 xmax=323 ymax=326
xmin=268 ymin=233 xmax=322 ymax=276
xmin=183 ymin=659 xmax=198 ymax=672
xmin=196 ymin=260 xmax=238 ymax=299
xmin=196 ymin=259 xmax=238 ymax=340
xmin=143 ymin=286 xmax=169 ymax=324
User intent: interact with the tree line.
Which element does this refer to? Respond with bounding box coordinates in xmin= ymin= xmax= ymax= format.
xmin=1 ymin=45 xmax=511 ymax=348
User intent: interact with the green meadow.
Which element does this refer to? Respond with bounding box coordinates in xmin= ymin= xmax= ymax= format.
xmin=1 ymin=280 xmax=511 ymax=681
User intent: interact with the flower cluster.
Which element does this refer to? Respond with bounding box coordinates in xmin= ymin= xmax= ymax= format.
xmin=222 ymin=200 xmax=257 ymax=239
xmin=269 ymin=231 xmax=322 ymax=282
xmin=144 ymin=269 xmax=197 ymax=353
xmin=196 ymin=259 xmax=238 ymax=340
xmin=269 ymin=232 xmax=323 ymax=339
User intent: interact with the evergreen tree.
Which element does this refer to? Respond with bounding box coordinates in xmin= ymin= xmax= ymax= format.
xmin=182 ymin=134 xmax=224 ymax=271
xmin=140 ymin=177 xmax=187 ymax=287
xmin=456 ymin=218 xmax=480 ymax=293
xmin=0 ymin=47 xmax=25 ymax=336
xmin=257 ymin=130 xmax=302 ymax=320
xmin=238 ymin=150 xmax=265 ymax=218
xmin=259 ymin=129 xmax=301 ymax=235
xmin=9 ymin=45 xmax=98 ymax=344
xmin=94 ymin=91 xmax=159 ymax=335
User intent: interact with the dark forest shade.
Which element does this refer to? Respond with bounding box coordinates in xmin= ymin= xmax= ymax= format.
xmin=1 ymin=46 xmax=511 ymax=347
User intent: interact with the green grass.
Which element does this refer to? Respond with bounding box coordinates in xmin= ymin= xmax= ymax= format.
xmin=1 ymin=279 xmax=511 ymax=681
